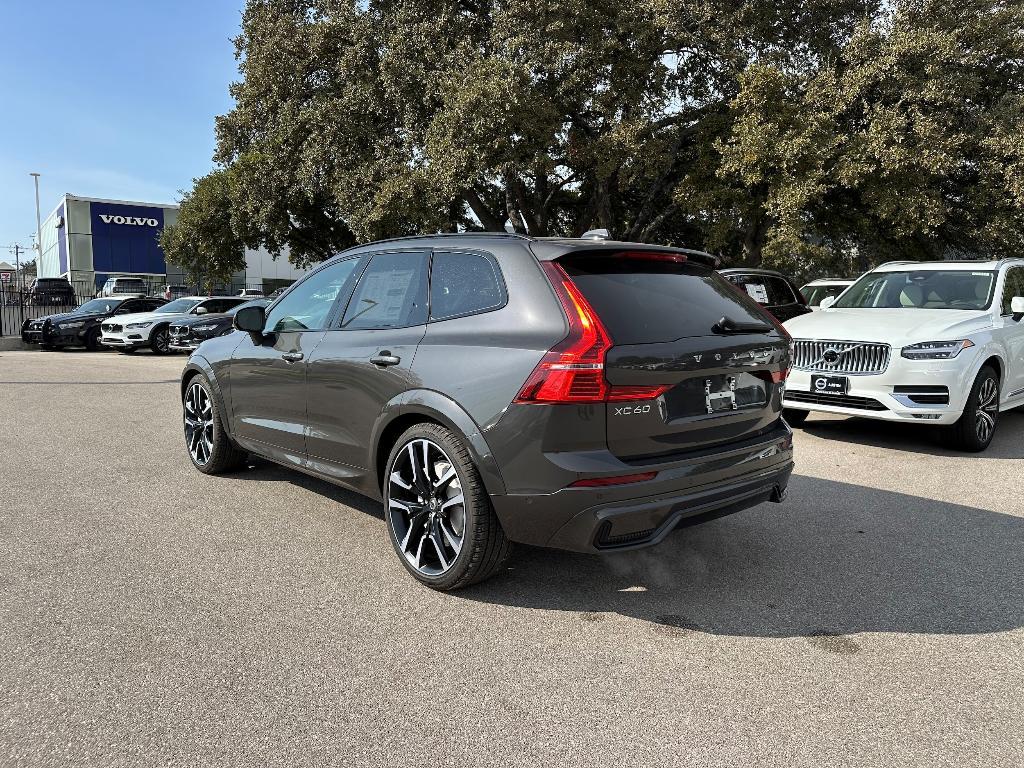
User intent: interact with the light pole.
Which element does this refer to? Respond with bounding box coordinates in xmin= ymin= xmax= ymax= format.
xmin=30 ymin=173 xmax=42 ymax=281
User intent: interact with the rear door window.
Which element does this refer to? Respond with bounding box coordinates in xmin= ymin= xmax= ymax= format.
xmin=201 ymin=299 xmax=231 ymax=313
xmin=559 ymin=255 xmax=769 ymax=345
xmin=340 ymin=251 xmax=429 ymax=330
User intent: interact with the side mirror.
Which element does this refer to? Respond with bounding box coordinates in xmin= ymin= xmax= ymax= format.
xmin=1011 ymin=296 xmax=1024 ymax=321
xmin=819 ymin=296 xmax=836 ymax=309
xmin=234 ymin=305 xmax=266 ymax=335
xmin=194 ymin=306 xmax=208 ymax=315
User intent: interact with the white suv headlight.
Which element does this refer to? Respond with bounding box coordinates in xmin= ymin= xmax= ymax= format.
xmin=126 ymin=321 xmax=152 ymax=329
xmin=901 ymin=339 xmax=974 ymax=360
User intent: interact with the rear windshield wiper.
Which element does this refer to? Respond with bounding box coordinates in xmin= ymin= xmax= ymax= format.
xmin=713 ymin=315 xmax=772 ymax=334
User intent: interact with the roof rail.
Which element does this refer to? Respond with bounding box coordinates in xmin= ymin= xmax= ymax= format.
xmin=327 ymin=231 xmax=535 ymax=258
xmin=355 ymin=231 xmax=534 ymax=248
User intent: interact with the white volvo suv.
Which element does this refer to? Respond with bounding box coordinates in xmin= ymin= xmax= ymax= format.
xmin=782 ymin=259 xmax=1024 ymax=451
xmin=101 ymin=296 xmax=245 ymax=354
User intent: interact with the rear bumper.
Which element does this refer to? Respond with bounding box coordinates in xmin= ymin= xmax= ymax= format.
xmin=490 ymin=430 xmax=793 ymax=554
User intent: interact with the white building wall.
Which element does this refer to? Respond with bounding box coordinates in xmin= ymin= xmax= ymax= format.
xmin=244 ymin=245 xmax=308 ymax=286
xmin=37 ymin=199 xmax=65 ymax=278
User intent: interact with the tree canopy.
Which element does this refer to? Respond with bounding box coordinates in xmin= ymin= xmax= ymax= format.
xmin=160 ymin=169 xmax=248 ymax=290
xmin=175 ymin=0 xmax=1024 ymax=278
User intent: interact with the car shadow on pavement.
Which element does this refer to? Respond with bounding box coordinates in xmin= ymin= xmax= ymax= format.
xmin=458 ymin=474 xmax=1024 ymax=640
xmin=798 ymin=410 xmax=1024 ymax=460
xmin=234 ymin=458 xmax=385 ymax=520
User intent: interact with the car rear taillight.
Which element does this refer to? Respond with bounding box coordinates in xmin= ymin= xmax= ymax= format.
xmin=515 ymin=262 xmax=611 ymax=402
xmin=515 ymin=262 xmax=671 ymax=404
xmin=605 ymin=384 xmax=674 ymax=401
xmin=764 ymin=314 xmax=793 ymax=382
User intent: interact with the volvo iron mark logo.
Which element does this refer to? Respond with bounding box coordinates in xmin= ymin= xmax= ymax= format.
xmin=813 ymin=345 xmax=859 ymax=367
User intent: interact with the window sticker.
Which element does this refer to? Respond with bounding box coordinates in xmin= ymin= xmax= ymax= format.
xmin=744 ymin=283 xmax=770 ymax=304
xmin=355 ymin=268 xmax=415 ymax=322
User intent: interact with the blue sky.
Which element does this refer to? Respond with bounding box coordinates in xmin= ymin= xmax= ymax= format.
xmin=0 ymin=1 xmax=244 ymax=260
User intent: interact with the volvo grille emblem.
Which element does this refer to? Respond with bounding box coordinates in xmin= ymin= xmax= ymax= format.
xmin=813 ymin=345 xmax=861 ymax=367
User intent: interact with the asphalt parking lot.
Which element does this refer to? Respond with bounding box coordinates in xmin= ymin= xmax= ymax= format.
xmin=2 ymin=349 xmax=1022 ymax=767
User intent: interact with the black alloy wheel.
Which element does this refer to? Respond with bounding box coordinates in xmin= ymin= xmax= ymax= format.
xmin=151 ymin=326 xmax=170 ymax=355
xmin=182 ymin=375 xmax=247 ymax=473
xmin=385 ymin=423 xmax=510 ymax=590
xmin=85 ymin=327 xmax=103 ymax=352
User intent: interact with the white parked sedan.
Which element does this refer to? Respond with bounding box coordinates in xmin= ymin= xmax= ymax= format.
xmin=782 ymin=259 xmax=1024 ymax=451
xmin=100 ymin=296 xmax=247 ymax=354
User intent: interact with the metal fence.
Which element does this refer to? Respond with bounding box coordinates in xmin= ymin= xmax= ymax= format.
xmin=0 ymin=277 xmax=297 ymax=337
xmin=0 ymin=285 xmax=92 ymax=338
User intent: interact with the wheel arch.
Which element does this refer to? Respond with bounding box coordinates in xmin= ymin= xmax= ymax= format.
xmin=371 ymin=391 xmax=507 ymax=497
xmin=181 ymin=356 xmax=235 ymax=440
xmin=979 ymin=353 xmax=1003 ymax=382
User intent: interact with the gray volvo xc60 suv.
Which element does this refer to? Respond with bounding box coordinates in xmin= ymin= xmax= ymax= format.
xmin=180 ymin=233 xmax=794 ymax=589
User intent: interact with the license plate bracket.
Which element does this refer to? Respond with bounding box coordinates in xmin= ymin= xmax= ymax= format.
xmin=705 ymin=376 xmax=739 ymax=414
xmin=810 ymin=374 xmax=848 ymax=395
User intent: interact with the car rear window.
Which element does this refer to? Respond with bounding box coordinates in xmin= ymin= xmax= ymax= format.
xmin=724 ymin=274 xmax=799 ymax=306
xmin=558 ymin=255 xmax=771 ymax=344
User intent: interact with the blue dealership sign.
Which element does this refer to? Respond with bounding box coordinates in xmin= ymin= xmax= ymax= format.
xmin=90 ymin=202 xmax=166 ymax=275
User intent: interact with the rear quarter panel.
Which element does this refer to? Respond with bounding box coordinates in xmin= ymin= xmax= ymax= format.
xmin=410 ymin=243 xmax=566 ymax=432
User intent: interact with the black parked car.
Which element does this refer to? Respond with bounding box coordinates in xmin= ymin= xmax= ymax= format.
xmin=22 ymin=296 xmax=167 ymax=351
xmin=169 ymin=298 xmax=271 ymax=353
xmin=719 ymin=268 xmax=811 ymax=322
xmin=180 ymin=233 xmax=794 ymax=589
xmin=26 ymin=277 xmax=76 ymax=306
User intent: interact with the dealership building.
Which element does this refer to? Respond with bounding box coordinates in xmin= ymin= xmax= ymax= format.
xmin=36 ymin=194 xmax=308 ymax=294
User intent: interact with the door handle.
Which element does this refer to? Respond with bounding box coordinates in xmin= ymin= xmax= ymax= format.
xmin=281 ymin=351 xmax=304 ymax=363
xmin=370 ymin=351 xmax=401 ymax=367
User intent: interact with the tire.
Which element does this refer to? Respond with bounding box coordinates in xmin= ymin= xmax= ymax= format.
xmin=784 ymin=408 xmax=809 ymax=427
xmin=384 ymin=423 xmax=511 ymax=590
xmin=182 ymin=374 xmax=248 ymax=474
xmin=944 ymin=366 xmax=1000 ymax=452
xmin=85 ymin=327 xmax=103 ymax=352
xmin=150 ymin=325 xmax=171 ymax=355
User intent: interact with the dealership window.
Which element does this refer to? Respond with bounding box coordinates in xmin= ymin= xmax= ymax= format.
xmin=1002 ymin=267 xmax=1024 ymax=315
xmin=264 ymin=257 xmax=363 ymax=333
xmin=340 ymin=251 xmax=429 ymax=330
xmin=429 ymin=251 xmax=506 ymax=320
